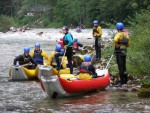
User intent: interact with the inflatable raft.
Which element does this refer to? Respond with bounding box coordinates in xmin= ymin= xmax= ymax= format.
xmin=39 ymin=66 xmax=110 ymax=98
xmin=37 ymin=65 xmax=70 ymax=79
xmin=9 ymin=65 xmax=38 ymax=80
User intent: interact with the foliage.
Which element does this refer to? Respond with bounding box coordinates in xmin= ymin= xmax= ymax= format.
xmin=0 ymin=15 xmax=16 ymax=32
xmin=127 ymin=11 xmax=150 ymax=78
xmin=1 ymin=0 xmax=150 ymax=27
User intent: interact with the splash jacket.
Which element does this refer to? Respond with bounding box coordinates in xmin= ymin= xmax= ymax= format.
xmin=79 ymin=62 xmax=97 ymax=80
xmin=30 ymin=50 xmax=49 ymax=65
xmin=93 ymin=26 xmax=102 ymax=38
xmin=49 ymin=51 xmax=67 ymax=68
xmin=14 ymin=54 xmax=37 ymax=66
xmin=114 ymin=31 xmax=130 ymax=55
xmin=63 ymin=33 xmax=73 ymax=47
xmin=93 ymin=25 xmax=102 ymax=59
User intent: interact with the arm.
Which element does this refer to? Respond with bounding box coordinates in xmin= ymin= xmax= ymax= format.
xmin=77 ymin=42 xmax=83 ymax=47
xmin=49 ymin=51 xmax=55 ymax=65
xmin=41 ymin=51 xmax=50 ymax=65
xmin=30 ymin=56 xmax=37 ymax=66
xmin=13 ymin=55 xmax=22 ymax=65
xmin=66 ymin=34 xmax=73 ymax=47
xmin=95 ymin=26 xmax=102 ymax=37
xmin=114 ymin=33 xmax=121 ymax=48
xmin=30 ymin=50 xmax=34 ymax=57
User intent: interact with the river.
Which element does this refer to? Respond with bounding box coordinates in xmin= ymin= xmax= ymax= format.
xmin=0 ymin=28 xmax=149 ymax=113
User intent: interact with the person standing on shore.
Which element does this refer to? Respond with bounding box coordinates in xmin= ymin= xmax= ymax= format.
xmin=114 ymin=22 xmax=130 ymax=87
xmin=92 ymin=20 xmax=102 ymax=61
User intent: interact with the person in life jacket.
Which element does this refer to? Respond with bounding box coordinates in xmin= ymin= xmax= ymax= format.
xmin=62 ymin=26 xmax=74 ymax=74
xmin=57 ymin=37 xmax=64 ymax=49
xmin=114 ymin=22 xmax=130 ymax=87
xmin=79 ymin=54 xmax=97 ymax=80
xmin=30 ymin=43 xmax=49 ymax=65
xmin=14 ymin=47 xmax=37 ymax=69
xmin=49 ymin=44 xmax=67 ymax=69
xmin=73 ymin=37 xmax=83 ymax=51
xmin=93 ymin=20 xmax=102 ymax=61
xmin=76 ymin=26 xmax=81 ymax=32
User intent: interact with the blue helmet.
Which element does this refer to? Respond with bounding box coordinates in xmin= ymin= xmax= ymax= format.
xmin=93 ymin=20 xmax=98 ymax=24
xmin=73 ymin=38 xmax=78 ymax=42
xmin=35 ymin=43 xmax=41 ymax=47
xmin=24 ymin=47 xmax=30 ymax=53
xmin=55 ymin=44 xmax=62 ymax=51
xmin=116 ymin=22 xmax=124 ymax=30
xmin=84 ymin=54 xmax=91 ymax=62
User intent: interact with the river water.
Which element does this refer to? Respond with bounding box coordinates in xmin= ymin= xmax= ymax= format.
xmin=0 ymin=29 xmax=150 ymax=113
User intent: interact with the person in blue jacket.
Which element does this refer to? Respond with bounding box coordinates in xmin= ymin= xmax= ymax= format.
xmin=62 ymin=26 xmax=74 ymax=74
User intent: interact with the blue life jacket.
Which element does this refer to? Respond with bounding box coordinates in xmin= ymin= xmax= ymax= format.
xmin=33 ymin=50 xmax=43 ymax=64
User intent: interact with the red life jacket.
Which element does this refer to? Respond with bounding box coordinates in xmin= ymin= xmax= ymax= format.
xmin=73 ymin=42 xmax=78 ymax=50
xmin=58 ymin=41 xmax=64 ymax=49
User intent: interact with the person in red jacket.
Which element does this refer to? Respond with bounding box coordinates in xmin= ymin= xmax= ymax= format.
xmin=57 ymin=37 xmax=64 ymax=49
xmin=73 ymin=37 xmax=83 ymax=51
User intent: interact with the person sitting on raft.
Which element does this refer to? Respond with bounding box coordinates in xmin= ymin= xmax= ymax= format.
xmin=49 ymin=44 xmax=67 ymax=69
xmin=78 ymin=54 xmax=97 ymax=80
xmin=57 ymin=37 xmax=65 ymax=49
xmin=30 ymin=43 xmax=49 ymax=65
xmin=73 ymin=37 xmax=83 ymax=51
xmin=14 ymin=47 xmax=37 ymax=69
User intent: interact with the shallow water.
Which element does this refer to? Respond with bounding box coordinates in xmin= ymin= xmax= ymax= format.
xmin=0 ymin=29 xmax=150 ymax=113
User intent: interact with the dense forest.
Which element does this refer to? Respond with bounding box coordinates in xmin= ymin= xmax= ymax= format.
xmin=0 ymin=0 xmax=150 ymax=28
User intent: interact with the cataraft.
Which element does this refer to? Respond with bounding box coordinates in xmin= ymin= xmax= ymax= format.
xmin=9 ymin=65 xmax=70 ymax=80
xmin=39 ymin=65 xmax=110 ymax=98
xmin=9 ymin=65 xmax=38 ymax=80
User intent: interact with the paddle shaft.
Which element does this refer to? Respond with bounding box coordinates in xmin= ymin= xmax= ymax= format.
xmin=105 ymin=54 xmax=114 ymax=69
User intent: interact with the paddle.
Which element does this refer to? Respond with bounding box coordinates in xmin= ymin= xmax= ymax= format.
xmin=58 ymin=50 xmax=66 ymax=75
xmin=105 ymin=54 xmax=114 ymax=69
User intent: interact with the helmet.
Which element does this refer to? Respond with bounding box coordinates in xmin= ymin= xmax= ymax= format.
xmin=35 ymin=43 xmax=41 ymax=47
xmin=60 ymin=37 xmax=63 ymax=41
xmin=93 ymin=20 xmax=98 ymax=24
xmin=24 ymin=47 xmax=30 ymax=53
xmin=55 ymin=44 xmax=62 ymax=51
xmin=62 ymin=26 xmax=69 ymax=30
xmin=116 ymin=22 xmax=124 ymax=30
xmin=73 ymin=37 xmax=78 ymax=42
xmin=84 ymin=54 xmax=91 ymax=62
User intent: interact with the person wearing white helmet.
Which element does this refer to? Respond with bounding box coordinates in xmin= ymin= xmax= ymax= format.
xmin=93 ymin=20 xmax=102 ymax=61
xmin=62 ymin=26 xmax=74 ymax=74
xmin=114 ymin=22 xmax=130 ymax=87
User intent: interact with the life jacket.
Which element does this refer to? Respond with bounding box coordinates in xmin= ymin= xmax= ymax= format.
xmin=73 ymin=42 xmax=78 ymax=50
xmin=115 ymin=32 xmax=129 ymax=53
xmin=93 ymin=26 xmax=99 ymax=36
xmin=58 ymin=40 xmax=64 ymax=49
xmin=19 ymin=54 xmax=31 ymax=65
xmin=63 ymin=33 xmax=73 ymax=46
xmin=33 ymin=50 xmax=43 ymax=64
xmin=80 ymin=63 xmax=93 ymax=75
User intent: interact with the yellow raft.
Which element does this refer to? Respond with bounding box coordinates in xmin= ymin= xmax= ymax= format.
xmin=9 ymin=65 xmax=38 ymax=80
